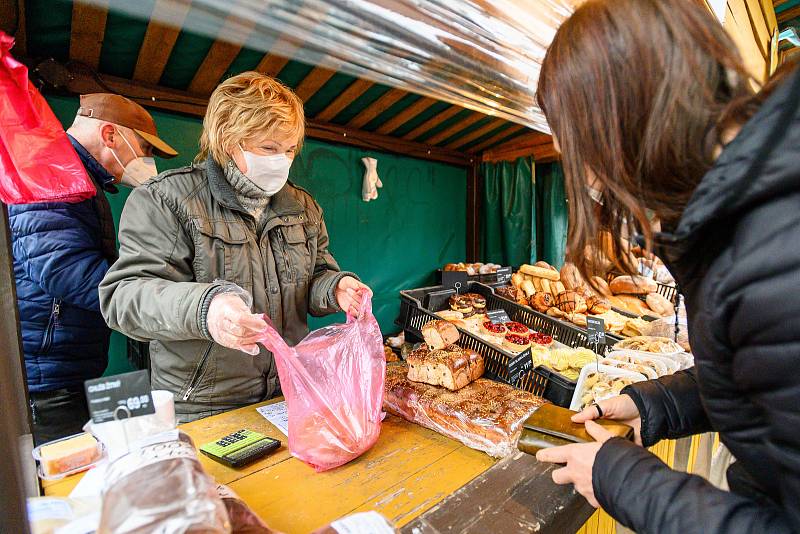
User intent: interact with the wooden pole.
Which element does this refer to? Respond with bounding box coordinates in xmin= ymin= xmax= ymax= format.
xmin=0 ymin=203 xmax=33 ymax=533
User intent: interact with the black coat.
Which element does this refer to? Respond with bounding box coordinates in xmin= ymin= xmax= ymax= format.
xmin=593 ymin=67 xmax=800 ymax=533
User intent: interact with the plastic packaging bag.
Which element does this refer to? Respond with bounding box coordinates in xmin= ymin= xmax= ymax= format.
xmin=216 ymin=484 xmax=282 ymax=534
xmin=97 ymin=431 xmax=230 ymax=533
xmin=257 ymin=290 xmax=385 ymax=472
xmin=0 ymin=32 xmax=96 ymax=204
xmin=383 ymin=363 xmax=546 ymax=458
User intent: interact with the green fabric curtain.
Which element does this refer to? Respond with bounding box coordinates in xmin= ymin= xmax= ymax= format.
xmin=480 ymin=158 xmax=568 ymax=268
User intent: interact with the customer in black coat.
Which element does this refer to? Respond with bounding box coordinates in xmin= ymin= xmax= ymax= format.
xmin=533 ymin=1 xmax=800 ymax=532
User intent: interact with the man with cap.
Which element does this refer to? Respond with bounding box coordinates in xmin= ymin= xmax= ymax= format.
xmin=8 ymin=93 xmax=177 ymax=444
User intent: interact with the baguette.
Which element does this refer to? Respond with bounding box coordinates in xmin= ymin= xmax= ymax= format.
xmin=553 ymin=281 xmax=567 ymax=295
xmin=590 ymin=276 xmax=612 ymax=297
xmin=511 ymin=272 xmax=525 ymax=289
xmin=519 ymin=264 xmax=560 ymax=281
xmin=521 ymin=279 xmax=536 ymax=298
xmin=540 ymin=278 xmax=553 ymax=297
xmin=560 ymin=263 xmax=582 ymax=291
xmin=532 ymin=277 xmax=544 ymax=292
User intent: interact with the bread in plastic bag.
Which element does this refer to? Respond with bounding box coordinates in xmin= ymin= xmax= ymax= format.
xmin=97 ymin=431 xmax=230 ymax=534
xmin=257 ymin=290 xmax=385 ymax=472
xmin=383 ymin=363 xmax=547 ymax=458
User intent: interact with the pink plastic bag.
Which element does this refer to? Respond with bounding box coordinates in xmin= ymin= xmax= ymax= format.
xmin=258 ymin=291 xmax=385 ymax=471
xmin=0 ymin=32 xmax=96 ymax=204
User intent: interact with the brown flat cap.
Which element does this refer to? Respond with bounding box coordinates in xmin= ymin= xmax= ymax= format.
xmin=78 ymin=93 xmax=178 ymax=158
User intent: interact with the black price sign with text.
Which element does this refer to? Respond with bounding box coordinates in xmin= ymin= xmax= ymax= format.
xmin=586 ymin=316 xmax=606 ymax=346
xmin=441 ymin=270 xmax=468 ymax=289
xmin=508 ymin=347 xmax=533 ymax=385
xmin=495 ymin=266 xmax=513 ymax=284
xmin=85 ymin=370 xmax=155 ymax=424
xmin=486 ymin=309 xmax=511 ymax=325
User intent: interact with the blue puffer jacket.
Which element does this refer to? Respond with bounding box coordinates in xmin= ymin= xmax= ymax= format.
xmin=9 ymin=135 xmax=119 ymax=392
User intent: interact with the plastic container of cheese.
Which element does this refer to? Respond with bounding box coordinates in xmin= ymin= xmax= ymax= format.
xmin=32 ymin=432 xmax=104 ymax=480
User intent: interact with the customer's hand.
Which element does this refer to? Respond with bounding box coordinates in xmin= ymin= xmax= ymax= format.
xmin=535 ymin=421 xmax=615 ymax=508
xmin=572 ymin=394 xmax=642 ymax=445
xmin=206 ymin=292 xmax=267 ymax=355
xmin=335 ymin=277 xmax=372 ymax=317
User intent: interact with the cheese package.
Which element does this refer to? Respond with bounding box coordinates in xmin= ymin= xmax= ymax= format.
xmin=33 ymin=433 xmax=103 ymax=479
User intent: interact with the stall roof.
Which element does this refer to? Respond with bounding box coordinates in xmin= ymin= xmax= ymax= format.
xmin=6 ymin=0 xmax=561 ymax=166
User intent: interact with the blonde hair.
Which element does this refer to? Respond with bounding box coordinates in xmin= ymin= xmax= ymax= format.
xmin=198 ymin=71 xmax=305 ymax=164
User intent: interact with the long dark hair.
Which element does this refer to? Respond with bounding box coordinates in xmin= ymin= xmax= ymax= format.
xmin=537 ymin=0 xmax=793 ymax=283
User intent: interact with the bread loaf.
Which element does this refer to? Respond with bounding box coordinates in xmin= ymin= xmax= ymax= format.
xmin=406 ymin=345 xmax=484 ymax=391
xmin=646 ymin=293 xmax=673 ymax=317
xmin=511 ymin=272 xmax=525 ymax=289
xmin=614 ymin=295 xmax=653 ymax=317
xmin=609 ymin=275 xmax=658 ymax=295
xmin=560 ymin=263 xmax=583 ymax=291
xmin=519 ymin=264 xmax=560 ymax=281
xmin=384 ymin=363 xmax=547 ymax=457
xmin=586 ymin=295 xmax=611 ymax=315
xmin=422 ymin=320 xmax=460 ymax=349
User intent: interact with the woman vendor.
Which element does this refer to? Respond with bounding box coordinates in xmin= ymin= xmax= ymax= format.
xmin=100 ymin=72 xmax=370 ymax=422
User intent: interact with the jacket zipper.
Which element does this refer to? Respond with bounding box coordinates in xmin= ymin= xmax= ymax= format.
xmin=277 ymin=229 xmax=292 ymax=281
xmin=39 ymin=299 xmax=61 ymax=354
xmin=183 ymin=342 xmax=214 ymax=401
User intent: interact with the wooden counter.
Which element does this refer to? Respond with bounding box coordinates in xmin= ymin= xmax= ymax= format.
xmin=43 ymin=400 xmax=593 ymax=533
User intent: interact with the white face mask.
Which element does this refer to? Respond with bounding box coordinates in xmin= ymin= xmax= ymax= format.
xmin=110 ymin=129 xmax=158 ymax=187
xmin=239 ymin=145 xmax=292 ymax=195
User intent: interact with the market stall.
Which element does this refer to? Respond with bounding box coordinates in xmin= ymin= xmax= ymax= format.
xmin=0 ymin=0 xmax=785 ymax=532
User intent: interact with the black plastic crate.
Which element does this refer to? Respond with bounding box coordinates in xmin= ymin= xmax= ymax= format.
xmin=656 ymin=282 xmax=679 ymax=305
xmin=398 ymin=281 xmax=601 ymax=406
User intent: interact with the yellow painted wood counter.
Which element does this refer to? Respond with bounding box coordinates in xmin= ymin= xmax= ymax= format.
xmin=43 ymin=399 xmax=496 ymax=532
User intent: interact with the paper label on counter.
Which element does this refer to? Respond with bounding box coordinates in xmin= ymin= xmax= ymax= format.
xmin=256 ymin=401 xmax=289 ymax=437
xmin=27 ymin=497 xmax=75 ymax=523
xmin=330 ymin=511 xmax=395 ymax=534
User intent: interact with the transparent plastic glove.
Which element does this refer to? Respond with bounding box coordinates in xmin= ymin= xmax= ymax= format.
xmin=206 ymin=283 xmax=267 ymax=355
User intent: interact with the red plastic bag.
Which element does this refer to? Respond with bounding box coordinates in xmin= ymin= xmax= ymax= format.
xmin=0 ymin=32 xmax=96 ymax=204
xmin=258 ymin=291 xmax=385 ymax=472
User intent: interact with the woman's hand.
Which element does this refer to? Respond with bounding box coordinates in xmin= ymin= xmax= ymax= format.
xmin=572 ymin=394 xmax=642 ymax=445
xmin=535 ymin=421 xmax=615 ymax=508
xmin=206 ymin=292 xmax=267 ymax=355
xmin=335 ymin=276 xmax=372 ymax=316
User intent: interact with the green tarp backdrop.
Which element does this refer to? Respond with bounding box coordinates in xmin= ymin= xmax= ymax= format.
xmin=46 ymin=95 xmax=467 ymax=375
xmin=480 ymin=157 xmax=568 ymax=268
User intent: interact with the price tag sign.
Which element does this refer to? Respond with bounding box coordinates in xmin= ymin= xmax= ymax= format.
xmin=586 ymin=316 xmax=606 ymax=346
xmin=496 ymin=266 xmax=513 ymax=284
xmin=441 ymin=270 xmax=468 ymax=289
xmin=486 ymin=309 xmax=511 ymax=325
xmin=85 ymin=370 xmax=155 ymax=424
xmin=508 ymin=347 xmax=533 ymax=385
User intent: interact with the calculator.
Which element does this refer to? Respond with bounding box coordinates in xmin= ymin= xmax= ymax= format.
xmin=199 ymin=429 xmax=281 ymax=468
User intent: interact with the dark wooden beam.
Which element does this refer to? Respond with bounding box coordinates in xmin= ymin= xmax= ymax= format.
xmin=133 ymin=0 xmax=191 ymax=84
xmin=402 ymin=106 xmax=462 ymax=141
xmin=347 ymin=88 xmax=407 ymax=129
xmin=481 ymin=132 xmax=558 ymax=163
xmin=778 ymin=4 xmax=800 ymax=22
xmin=425 ymin=113 xmax=484 ymax=146
xmin=467 ymin=124 xmax=527 ymax=153
xmin=375 ymin=96 xmax=437 ymax=135
xmin=315 ymin=78 xmax=373 ymax=121
xmin=446 ymin=117 xmax=507 ymax=150
xmin=69 ymin=0 xmax=109 ymax=69
xmin=294 ymin=65 xmax=339 ymax=101
xmin=255 ymin=37 xmax=301 ymax=77
xmin=64 ymin=69 xmax=473 ymax=167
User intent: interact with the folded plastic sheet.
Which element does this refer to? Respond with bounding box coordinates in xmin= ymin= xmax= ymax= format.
xmin=383 ymin=363 xmax=546 ymax=457
xmin=85 ymin=0 xmax=582 ymax=132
